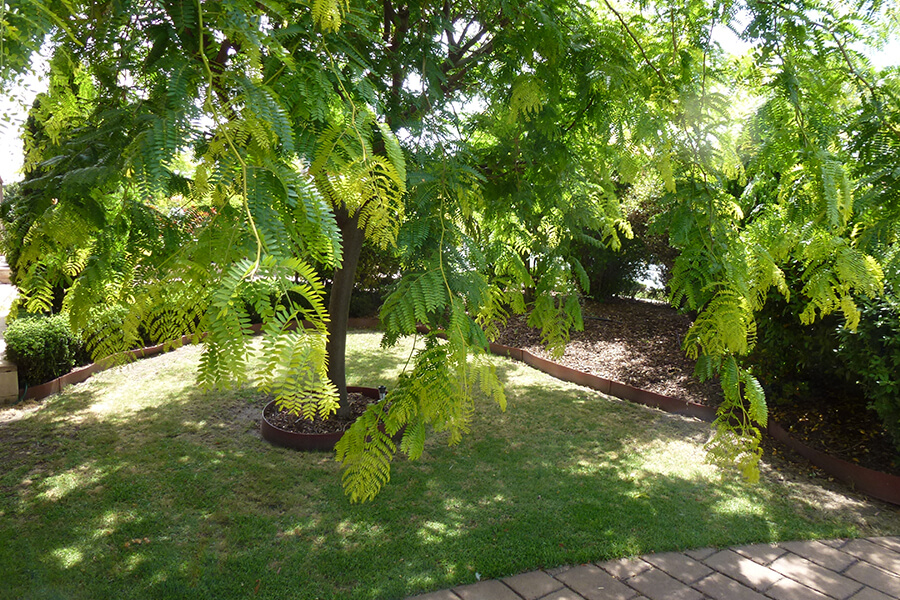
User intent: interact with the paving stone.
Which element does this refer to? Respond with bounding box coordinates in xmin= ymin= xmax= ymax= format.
xmin=503 ymin=571 xmax=564 ymax=600
xmin=693 ymin=572 xmax=769 ymax=600
xmin=767 ymin=578 xmax=832 ymax=600
xmin=704 ymin=549 xmax=784 ymax=592
xmin=642 ymin=552 xmax=713 ymax=584
xmin=547 ymin=565 xmax=573 ymax=577
xmin=844 ymin=561 xmax=900 ymax=598
xmin=685 ymin=547 xmax=718 ymax=561
xmin=734 ymin=543 xmax=788 ymax=566
xmin=453 ymin=580 xmax=522 ymax=600
xmin=869 ymin=538 xmax=900 ymax=554
xmin=408 ymin=590 xmax=463 ymax=600
xmin=842 ymin=539 xmax=900 ymax=574
xmin=770 ymin=553 xmax=864 ymax=599
xmin=823 ymin=540 xmax=850 ymax=550
xmin=556 ymin=564 xmax=636 ymax=600
xmin=626 ymin=567 xmax=704 ymax=600
xmin=779 ymin=541 xmax=859 ymax=572
xmin=539 ymin=589 xmax=587 ymax=600
xmin=847 ymin=587 xmax=896 ymax=600
xmin=599 ymin=558 xmax=652 ymax=581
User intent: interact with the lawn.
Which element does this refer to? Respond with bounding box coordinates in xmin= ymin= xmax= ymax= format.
xmin=1 ymin=331 xmax=898 ymax=599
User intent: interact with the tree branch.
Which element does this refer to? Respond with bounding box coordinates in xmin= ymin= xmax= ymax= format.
xmin=564 ymin=96 xmax=596 ymax=133
xmin=602 ymin=0 xmax=666 ymax=86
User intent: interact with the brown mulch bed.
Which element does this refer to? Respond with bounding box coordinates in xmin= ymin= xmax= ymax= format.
xmin=495 ymin=298 xmax=723 ymax=405
xmin=495 ymin=297 xmax=900 ymax=477
xmin=263 ymin=392 xmax=376 ymax=434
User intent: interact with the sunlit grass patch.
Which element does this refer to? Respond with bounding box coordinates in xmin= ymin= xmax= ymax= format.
xmin=0 ymin=331 xmax=897 ymax=600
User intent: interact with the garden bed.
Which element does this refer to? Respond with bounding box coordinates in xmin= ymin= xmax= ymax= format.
xmin=496 ymin=297 xmax=900 ymax=477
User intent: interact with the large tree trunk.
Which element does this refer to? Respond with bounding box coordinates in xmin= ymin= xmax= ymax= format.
xmin=327 ymin=207 xmax=366 ymax=418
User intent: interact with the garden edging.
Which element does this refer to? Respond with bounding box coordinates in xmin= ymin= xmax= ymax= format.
xmin=15 ymin=317 xmax=900 ymax=506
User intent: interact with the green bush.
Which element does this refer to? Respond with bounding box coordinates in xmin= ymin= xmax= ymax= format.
xmin=4 ymin=314 xmax=90 ymax=387
xmin=745 ymin=289 xmax=847 ymax=402
xmin=748 ymin=284 xmax=900 ymax=454
xmin=838 ymin=296 xmax=900 ymax=453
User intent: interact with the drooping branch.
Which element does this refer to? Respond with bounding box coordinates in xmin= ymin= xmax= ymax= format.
xmin=602 ymin=0 xmax=666 ymax=86
xmin=830 ymin=32 xmax=900 ymax=136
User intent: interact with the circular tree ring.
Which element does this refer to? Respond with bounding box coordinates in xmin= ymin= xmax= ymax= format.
xmin=260 ymin=386 xmax=379 ymax=451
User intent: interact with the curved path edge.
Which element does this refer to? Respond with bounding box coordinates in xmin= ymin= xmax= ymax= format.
xmin=407 ymin=536 xmax=900 ymax=600
xmin=15 ymin=317 xmax=900 ymax=506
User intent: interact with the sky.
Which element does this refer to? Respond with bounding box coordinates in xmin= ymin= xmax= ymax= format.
xmin=1 ymin=28 xmax=898 ymax=185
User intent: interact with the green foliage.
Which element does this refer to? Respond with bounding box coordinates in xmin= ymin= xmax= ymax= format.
xmin=745 ymin=284 xmax=845 ymax=401
xmin=311 ymin=108 xmax=406 ymax=250
xmin=838 ymin=296 xmax=900 ymax=452
xmin=4 ymin=314 xmax=88 ymax=387
xmin=7 ymin=0 xmax=900 ymax=497
xmin=337 ymin=333 xmax=505 ymax=503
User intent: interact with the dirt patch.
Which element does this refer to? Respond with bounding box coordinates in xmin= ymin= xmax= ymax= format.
xmin=263 ymin=392 xmax=378 ymax=434
xmin=496 ymin=298 xmax=722 ymax=405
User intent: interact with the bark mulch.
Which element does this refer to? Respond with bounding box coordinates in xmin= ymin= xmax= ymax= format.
xmin=263 ymin=392 xmax=376 ymax=435
xmin=495 ymin=297 xmax=900 ymax=477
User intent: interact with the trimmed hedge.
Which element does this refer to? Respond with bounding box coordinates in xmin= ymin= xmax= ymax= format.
xmin=4 ymin=314 xmax=90 ymax=387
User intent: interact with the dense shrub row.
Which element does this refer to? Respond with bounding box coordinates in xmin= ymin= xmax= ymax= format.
xmin=4 ymin=314 xmax=90 ymax=387
xmin=838 ymin=297 xmax=900 ymax=453
xmin=748 ymin=291 xmax=900 ymax=453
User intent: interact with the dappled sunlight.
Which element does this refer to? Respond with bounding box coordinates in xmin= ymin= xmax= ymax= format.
xmin=335 ymin=519 xmax=385 ymax=549
xmin=418 ymin=520 xmax=455 ymax=543
xmin=0 ymin=331 xmax=896 ymax=600
xmin=180 ymin=419 xmax=209 ymax=432
xmin=28 ymin=346 xmax=206 ymax=428
xmin=122 ymin=552 xmax=147 ymax=574
xmin=50 ymin=545 xmax=84 ymax=569
xmin=711 ymin=494 xmax=768 ymax=517
xmin=622 ymin=439 xmax=719 ymax=481
xmin=345 ymin=330 xmax=418 ymax=387
xmin=91 ymin=509 xmax=126 ymax=540
xmin=38 ymin=461 xmax=105 ymax=502
xmin=0 ymin=401 xmax=42 ymax=425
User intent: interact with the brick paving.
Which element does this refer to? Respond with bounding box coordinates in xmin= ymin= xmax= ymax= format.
xmin=406 ymin=537 xmax=900 ymax=600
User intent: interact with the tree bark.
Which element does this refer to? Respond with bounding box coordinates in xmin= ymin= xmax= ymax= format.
xmin=327 ymin=207 xmax=366 ymax=418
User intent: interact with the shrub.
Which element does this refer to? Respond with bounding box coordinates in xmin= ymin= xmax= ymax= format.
xmin=838 ymin=296 xmax=900 ymax=453
xmin=745 ymin=289 xmax=846 ymax=402
xmin=4 ymin=314 xmax=89 ymax=387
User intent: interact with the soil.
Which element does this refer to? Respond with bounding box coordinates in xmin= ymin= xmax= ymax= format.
xmin=496 ymin=297 xmax=900 ymax=477
xmin=495 ymin=298 xmax=723 ymax=405
xmin=263 ymin=392 xmax=377 ymax=435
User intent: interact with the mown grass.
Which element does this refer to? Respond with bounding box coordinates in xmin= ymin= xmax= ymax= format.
xmin=1 ymin=331 xmax=898 ymax=599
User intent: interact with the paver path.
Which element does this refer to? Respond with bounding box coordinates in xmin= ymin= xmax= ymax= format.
xmin=408 ymin=537 xmax=900 ymax=600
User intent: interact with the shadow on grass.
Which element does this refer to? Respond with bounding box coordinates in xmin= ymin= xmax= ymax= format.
xmin=0 ymin=341 xmax=895 ymax=600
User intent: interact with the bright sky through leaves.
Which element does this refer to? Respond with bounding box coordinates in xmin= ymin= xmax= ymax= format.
xmin=1 ymin=28 xmax=897 ymax=185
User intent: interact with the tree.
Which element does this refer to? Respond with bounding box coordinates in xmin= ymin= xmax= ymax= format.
xmin=2 ymin=0 xmax=897 ymax=499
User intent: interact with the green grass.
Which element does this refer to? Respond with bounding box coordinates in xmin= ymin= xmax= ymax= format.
xmin=1 ymin=330 xmax=898 ymax=599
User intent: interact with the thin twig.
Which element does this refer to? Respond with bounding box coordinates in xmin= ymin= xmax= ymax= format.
xmin=602 ymin=0 xmax=666 ymax=85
